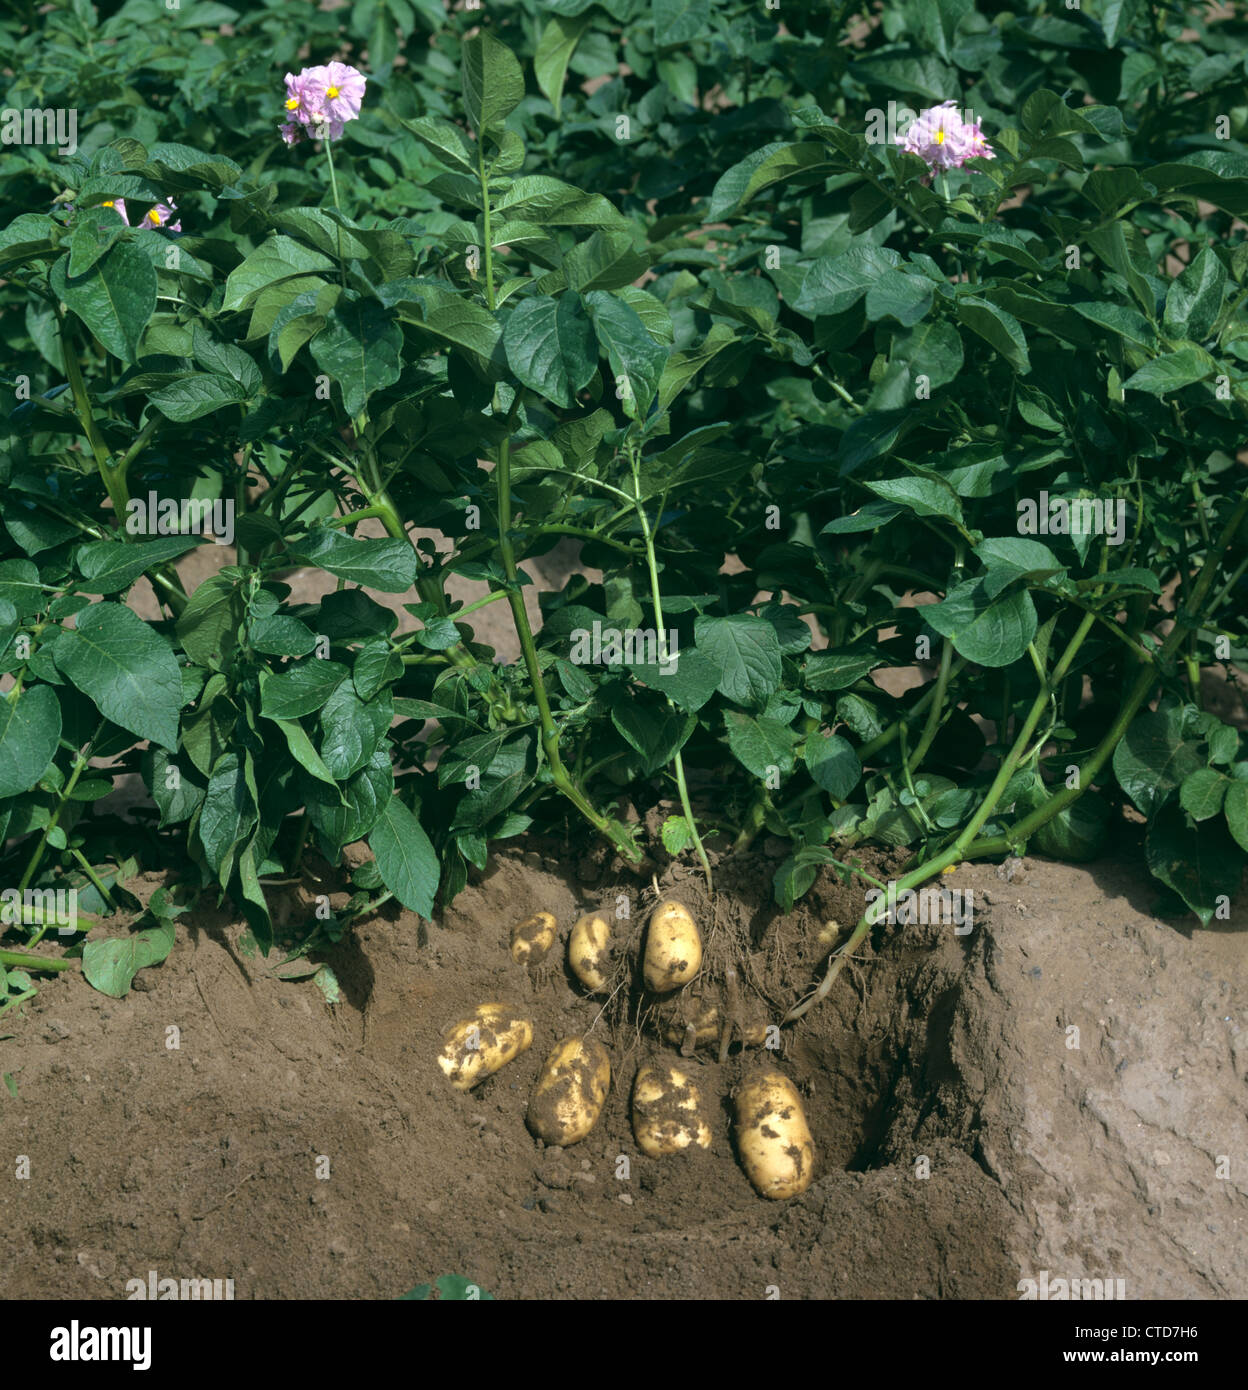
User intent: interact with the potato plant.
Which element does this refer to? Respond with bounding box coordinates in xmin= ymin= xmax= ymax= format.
xmin=0 ymin=0 xmax=1245 ymax=1018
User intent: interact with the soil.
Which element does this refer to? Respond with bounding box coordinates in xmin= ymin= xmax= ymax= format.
xmin=2 ymin=833 xmax=1244 ymax=1301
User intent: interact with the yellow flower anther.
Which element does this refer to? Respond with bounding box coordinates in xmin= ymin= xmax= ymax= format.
xmin=285 ymin=97 xmax=300 ymax=110
xmin=102 ymin=199 xmax=114 ymax=207
xmin=147 ymin=209 xmax=161 ymax=224
xmin=935 ymin=129 xmax=945 ymax=144
xmin=326 ymin=85 xmax=340 ymax=98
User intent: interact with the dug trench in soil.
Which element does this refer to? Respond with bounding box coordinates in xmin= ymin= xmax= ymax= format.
xmin=2 ymin=833 xmax=1243 ymax=1299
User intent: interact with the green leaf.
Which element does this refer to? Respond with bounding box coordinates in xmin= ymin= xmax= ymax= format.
xmin=1112 ymin=708 xmax=1205 ymax=817
xmin=198 ymin=753 xmax=256 ymax=885
xmin=51 ymin=241 xmax=157 ymax=364
xmin=222 ymin=236 xmax=335 ymax=312
xmin=395 ymin=116 xmax=477 ymax=173
xmin=794 ymin=245 xmax=902 ymax=317
xmin=319 ymin=683 xmax=392 ymax=780
xmin=1179 ymin=768 xmax=1227 ymax=822
xmin=1100 ymin=0 xmax=1141 ymax=47
xmin=610 ymin=700 xmax=694 ymax=775
xmin=694 ymin=614 xmax=782 ymax=706
xmin=1225 ymin=781 xmax=1248 ymax=853
xmin=77 ymin=534 xmax=205 ymax=592
xmin=176 ymin=573 xmax=245 ymax=671
xmin=976 ymin=537 xmax=1064 ymax=597
xmin=149 ymin=372 xmax=249 ymax=422
xmin=306 ymin=748 xmax=393 ymax=855
xmin=250 ymin=614 xmax=318 ymax=658
xmin=653 ymin=0 xmax=710 ymax=46
xmin=271 ymin=718 xmax=339 ymax=787
xmin=0 ymin=559 xmax=43 ymax=619
xmin=628 ymin=647 xmax=721 ymax=711
xmin=1146 ymin=799 xmax=1242 ymax=927
xmin=583 ymin=290 xmax=668 ymax=420
xmin=724 ymin=711 xmax=797 ymax=780
xmin=956 ymin=298 xmax=1030 ymax=373
xmin=1121 ymin=349 xmax=1213 ymax=396
xmin=865 ymin=269 xmax=935 ymax=326
xmin=1149 ymin=150 xmax=1248 ymax=218
xmin=708 ymin=142 xmax=842 ymax=220
xmin=924 ymin=578 xmax=1036 ymax=667
xmin=805 ymin=731 xmax=861 ymax=800
xmin=1162 ymin=248 xmax=1226 ymax=344
xmin=564 ymin=229 xmax=652 ymax=293
xmin=660 ymin=815 xmax=693 ymax=854
xmin=369 ymin=797 xmax=440 ymax=918
xmin=802 ymin=650 xmax=880 ymax=690
xmin=1069 ymin=300 xmax=1156 ymax=349
xmin=864 ymin=474 xmax=964 ymax=525
xmin=1020 ymin=784 xmax=1110 ymax=862
xmin=52 ymin=602 xmax=182 ymax=749
xmin=353 ymin=638 xmax=403 ymax=700
xmin=67 ymin=206 xmax=127 ymax=276
xmin=291 ymin=530 xmax=418 ymax=593
xmin=891 ymin=317 xmax=964 ymax=389
xmin=0 ymin=685 xmax=61 ymax=798
xmin=82 ymin=920 xmax=175 ymax=998
xmin=503 ymin=294 xmax=598 ymax=407
xmin=308 ymin=299 xmax=403 ymax=418
xmin=535 ymin=15 xmax=590 ymax=118
xmin=462 ymin=30 xmax=526 ymax=136
xmin=259 ymin=661 xmax=350 ymax=720
xmin=495 ymin=176 xmax=630 ymax=229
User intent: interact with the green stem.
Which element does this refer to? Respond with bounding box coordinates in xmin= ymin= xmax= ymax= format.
xmin=0 ymin=948 xmax=74 ymax=974
xmin=323 ymin=135 xmax=347 ymax=288
xmin=904 ymin=637 xmax=953 ymax=775
xmin=495 ymin=431 xmax=637 ymax=859
xmin=629 ymin=443 xmax=712 ymax=889
xmin=18 ymin=734 xmax=95 ymax=893
xmin=57 ymin=307 xmax=127 ymax=519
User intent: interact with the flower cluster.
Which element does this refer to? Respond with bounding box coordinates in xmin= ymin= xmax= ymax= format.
xmin=98 ymin=197 xmax=181 ymax=231
xmin=280 ymin=62 xmax=367 ymax=145
xmin=895 ymin=101 xmax=995 ymax=172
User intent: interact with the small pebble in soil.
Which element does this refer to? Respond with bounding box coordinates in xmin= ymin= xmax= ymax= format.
xmin=618 ymin=1193 xmax=634 ymax=1205
xmin=539 ymin=1197 xmax=559 ymax=1214
xmin=522 ymin=1195 xmax=537 ymax=1211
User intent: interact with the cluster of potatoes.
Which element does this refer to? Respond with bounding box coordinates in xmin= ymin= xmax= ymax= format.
xmin=435 ymin=899 xmax=816 ymax=1200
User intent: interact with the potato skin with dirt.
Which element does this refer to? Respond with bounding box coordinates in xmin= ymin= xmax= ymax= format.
xmin=438 ymin=1003 xmax=533 ymax=1091
xmin=510 ymin=911 xmax=557 ymax=966
xmin=631 ymin=1058 xmax=712 ymax=1156
xmin=733 ymin=1069 xmax=815 ymax=1199
xmin=643 ymin=899 xmax=702 ymax=992
xmin=526 ymin=1037 xmax=611 ymax=1146
xmin=568 ymin=911 xmax=612 ymax=993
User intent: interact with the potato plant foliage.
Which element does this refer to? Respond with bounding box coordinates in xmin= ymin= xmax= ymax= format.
xmin=1 ymin=0 xmax=1246 ymax=990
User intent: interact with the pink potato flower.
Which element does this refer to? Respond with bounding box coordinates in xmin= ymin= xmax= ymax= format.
xmin=94 ymin=197 xmax=181 ymax=231
xmin=280 ymin=62 xmax=366 ymax=144
xmin=895 ymin=100 xmax=995 ymax=172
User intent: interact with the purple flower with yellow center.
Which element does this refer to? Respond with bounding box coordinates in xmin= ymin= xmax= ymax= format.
xmin=283 ymin=70 xmax=317 ymax=126
xmin=142 ymin=200 xmax=181 ymax=232
xmin=305 ymin=61 xmax=367 ymax=125
xmin=279 ymin=62 xmax=366 ymax=144
xmin=895 ymin=100 xmax=995 ymax=172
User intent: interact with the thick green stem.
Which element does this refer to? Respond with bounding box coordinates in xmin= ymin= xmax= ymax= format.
xmin=630 ymin=446 xmax=713 ymax=890
xmin=18 ymin=734 xmax=95 ymax=894
xmin=0 ymin=949 xmax=73 ymax=973
xmin=58 ymin=308 xmax=127 ymax=519
xmin=495 ymin=433 xmax=638 ymax=859
xmin=788 ymin=488 xmax=1248 ymax=1023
